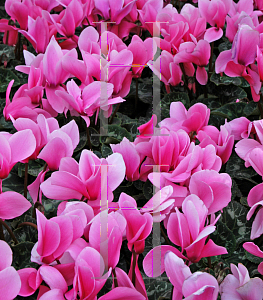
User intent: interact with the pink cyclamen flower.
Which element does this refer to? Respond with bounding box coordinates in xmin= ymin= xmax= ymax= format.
xmin=165 ymin=251 xmax=219 ymax=300
xmin=0 ymin=240 xmax=21 ymax=300
xmin=0 ymin=129 xmax=36 ymax=179
xmin=119 ymin=192 xmax=152 ymax=254
xmin=65 ymin=247 xmax=111 ymax=300
xmin=199 ymin=0 xmax=232 ymax=42
xmin=89 ymin=211 xmax=126 ymax=269
xmin=220 ymin=263 xmax=263 ymax=300
xmin=20 ymin=16 xmax=53 ymax=53
xmin=31 ymin=209 xmax=86 ymax=264
xmin=167 ymin=194 xmax=227 ymax=263
xmin=189 ymin=169 xmax=232 ymax=214
xmin=111 ymin=137 xmax=143 ymax=181
xmin=41 ymin=150 xmax=125 ymax=211
xmin=159 ymin=101 xmax=210 ymax=134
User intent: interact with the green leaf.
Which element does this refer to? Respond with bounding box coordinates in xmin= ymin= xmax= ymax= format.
xmin=110 ymin=117 xmax=121 ymax=125
xmin=0 ymin=44 xmax=15 ymax=63
xmin=113 ymin=180 xmax=135 ymax=202
xmin=74 ymin=131 xmax=87 ymax=152
xmin=0 ymin=115 xmax=14 ymax=130
xmin=117 ymin=112 xmax=137 ymax=125
xmin=18 ymin=160 xmax=45 ymax=178
xmin=13 ymin=216 xmax=38 ymax=244
xmin=211 ymin=220 xmax=236 ymax=256
xmin=12 ymin=241 xmax=38 ymax=269
xmin=209 ymin=84 xmax=247 ymax=102
xmin=89 ymin=127 xmax=100 ymax=147
xmin=100 ymin=124 xmax=133 ymax=143
xmin=129 ymin=77 xmax=153 ymax=104
xmin=143 ymin=179 xmax=153 ymax=200
xmin=245 ymin=249 xmax=263 ymax=265
xmin=243 ymin=101 xmax=258 ymax=117
xmin=161 ymin=92 xmax=190 ymax=119
xmin=211 ymin=102 xmax=251 ymax=120
xmin=43 ymin=198 xmax=61 ymax=219
xmin=101 ymin=143 xmax=113 ymax=158
xmin=221 ymin=201 xmax=252 ymax=246
xmin=210 ymin=73 xmax=242 ymax=86
xmin=231 ymin=179 xmax=242 ymax=200
xmin=218 ymin=39 xmax=232 ymax=52
xmin=133 ymin=180 xmax=144 ymax=190
xmin=2 ymin=172 xmax=24 ymax=194
xmin=208 ymin=114 xmax=226 ymax=128
xmin=226 ymin=152 xmax=257 ymax=179
xmin=145 ymin=280 xmax=173 ymax=300
xmin=0 ymin=68 xmax=20 ymax=92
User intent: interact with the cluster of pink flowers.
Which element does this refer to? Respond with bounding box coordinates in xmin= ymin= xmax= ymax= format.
xmin=1 ymin=0 xmax=263 ymax=299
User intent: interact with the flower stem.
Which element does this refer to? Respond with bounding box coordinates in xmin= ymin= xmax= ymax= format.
xmin=18 ymin=222 xmax=38 ymax=230
xmin=24 ymin=162 xmax=28 ymax=198
xmin=109 ymin=103 xmax=121 ymax=124
xmin=0 ymin=223 xmax=4 ymax=241
xmin=160 ymin=223 xmax=172 ymax=246
xmin=0 ymin=219 xmax=18 ymax=244
xmin=112 ymin=268 xmax=118 ymax=288
xmin=86 ymin=126 xmax=92 ymax=150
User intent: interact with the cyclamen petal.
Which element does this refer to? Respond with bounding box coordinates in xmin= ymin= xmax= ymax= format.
xmin=0 ymin=191 xmax=31 ymax=219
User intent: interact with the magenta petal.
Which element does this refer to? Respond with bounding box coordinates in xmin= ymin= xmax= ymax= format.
xmin=0 ymin=240 xmax=12 ymax=271
xmin=51 ymin=215 xmax=73 ymax=258
xmin=0 ymin=191 xmax=31 ymax=219
xmin=0 ymin=266 xmax=21 ymax=300
xmin=50 ymin=171 xmax=89 ymax=198
xmin=9 ymin=129 xmax=36 ymax=165
xmin=39 ymin=288 xmax=65 ymax=300
xmin=199 ymin=239 xmax=228 ymax=259
xmin=164 ymin=251 xmax=191 ymax=293
xmin=39 ymin=265 xmax=67 ymax=293
xmin=18 ymin=268 xmax=41 ymax=296
xmin=215 ymin=50 xmax=232 ymax=73
xmin=106 ymin=153 xmax=126 ymax=191
xmin=40 ymin=178 xmax=82 ymax=201
xmin=196 ymin=66 xmax=208 ymax=85
xmin=36 ymin=210 xmax=60 ymax=258
xmin=243 ymin=242 xmax=263 ymax=258
xmin=250 ymin=208 xmax=263 ymax=239
xmin=143 ymin=245 xmax=186 ymax=277
xmin=99 ymin=287 xmax=146 ymax=300
xmin=38 ymin=138 xmax=67 ymax=171
xmin=204 ymin=27 xmax=223 ymax=43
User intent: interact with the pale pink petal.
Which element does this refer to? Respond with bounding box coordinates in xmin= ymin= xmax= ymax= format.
xmin=0 ymin=191 xmax=31 ymax=219
xmin=237 ymin=278 xmax=263 ymax=299
xmin=9 ymin=130 xmax=36 ymax=165
xmin=38 ymin=138 xmax=68 ymax=171
xmin=143 ymin=245 xmax=186 ymax=278
xmin=0 ymin=267 xmax=21 ymax=300
xmin=204 ymin=27 xmax=223 ymax=43
xmin=0 ymin=240 xmax=12 ymax=271
xmin=106 ymin=153 xmax=126 ymax=191
xmin=39 ymin=265 xmax=67 ymax=293
xmin=39 ymin=288 xmax=65 ymax=300
xmin=243 ymin=242 xmax=263 ymax=257
xmin=164 ymin=251 xmax=192 ymax=293
xmin=40 ymin=177 xmax=82 ymax=200
xmin=18 ymin=268 xmax=41 ymax=296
